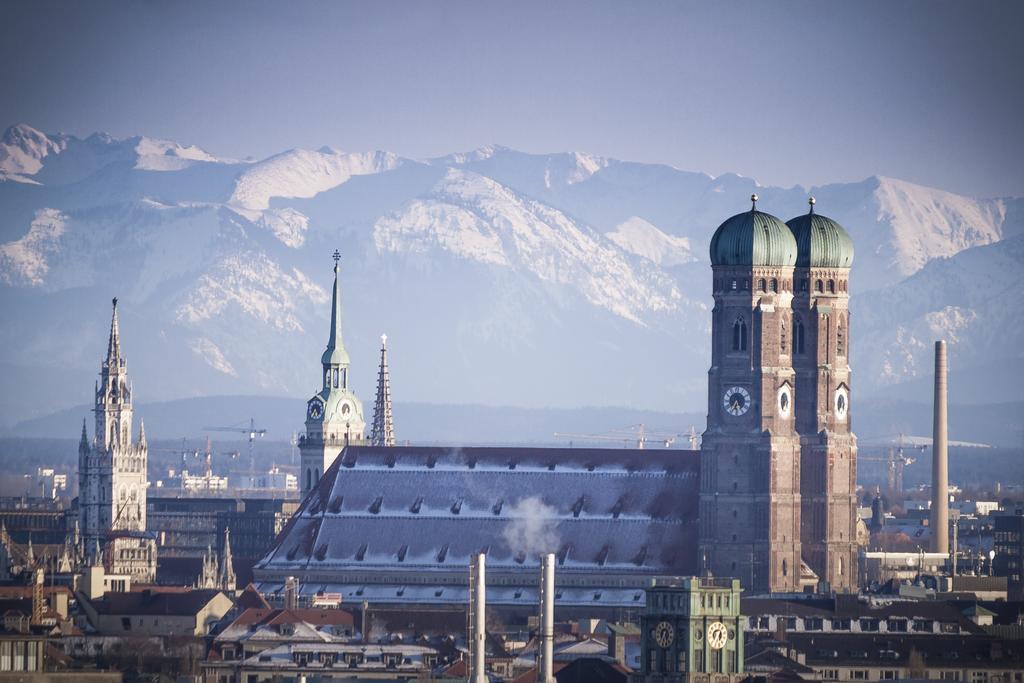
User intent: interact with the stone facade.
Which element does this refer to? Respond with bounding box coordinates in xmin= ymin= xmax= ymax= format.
xmin=793 ymin=266 xmax=858 ymax=591
xmin=79 ymin=299 xmax=156 ymax=582
xmin=699 ymin=200 xmax=859 ymax=594
xmin=699 ymin=262 xmax=803 ymax=593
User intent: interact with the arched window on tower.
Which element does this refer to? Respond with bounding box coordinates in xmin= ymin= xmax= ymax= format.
xmin=757 ymin=278 xmax=766 ymax=292
xmin=815 ymin=279 xmax=824 ymax=293
xmin=837 ymin=318 xmax=846 ymax=357
xmin=780 ymin=319 xmax=788 ymax=353
xmin=794 ymin=316 xmax=806 ymax=355
xmin=732 ymin=317 xmax=748 ymax=352
xmin=770 ymin=278 xmax=778 ymax=292
xmin=828 ymin=279 xmax=836 ymax=293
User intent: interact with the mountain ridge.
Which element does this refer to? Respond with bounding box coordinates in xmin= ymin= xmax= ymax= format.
xmin=1 ymin=123 xmax=1019 ymax=428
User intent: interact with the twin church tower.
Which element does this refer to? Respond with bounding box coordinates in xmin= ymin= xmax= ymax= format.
xmin=700 ymin=196 xmax=858 ymax=593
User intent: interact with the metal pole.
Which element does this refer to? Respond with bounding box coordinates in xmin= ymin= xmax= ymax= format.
xmin=542 ymin=553 xmax=555 ymax=683
xmin=472 ymin=553 xmax=487 ymax=683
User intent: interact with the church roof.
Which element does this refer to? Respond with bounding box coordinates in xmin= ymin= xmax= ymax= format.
xmin=786 ymin=201 xmax=854 ymax=268
xmin=710 ymin=197 xmax=797 ymax=267
xmin=255 ymin=446 xmax=700 ymax=606
xmin=321 ymin=257 xmax=350 ymax=367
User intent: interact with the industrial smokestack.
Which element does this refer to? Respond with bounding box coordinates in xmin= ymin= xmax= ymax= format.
xmin=931 ymin=340 xmax=949 ymax=555
xmin=470 ymin=553 xmax=487 ymax=683
xmin=538 ymin=553 xmax=555 ymax=683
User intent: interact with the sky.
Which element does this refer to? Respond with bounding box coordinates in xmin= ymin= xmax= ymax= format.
xmin=1 ymin=0 xmax=1022 ymax=198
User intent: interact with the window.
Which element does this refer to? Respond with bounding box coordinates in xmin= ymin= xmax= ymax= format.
xmin=732 ymin=317 xmax=747 ymax=351
xmin=805 ymin=618 xmax=823 ymax=631
xmin=887 ymin=618 xmax=908 ymax=632
xmin=913 ymin=619 xmax=933 ymax=633
xmin=831 ymin=618 xmax=851 ymax=631
xmin=851 ymin=671 xmax=868 ymax=680
xmin=881 ymin=671 xmax=899 ymax=680
xmin=822 ymin=670 xmax=839 ymax=681
xmin=860 ymin=618 xmax=880 ymax=632
xmin=837 ymin=319 xmax=846 ymax=356
xmin=770 ymin=278 xmax=778 ymax=292
xmin=757 ymin=278 xmax=766 ymax=292
xmin=782 ymin=559 xmax=788 ymax=577
xmin=794 ymin=317 xmax=806 ymax=354
xmin=815 ymin=279 xmax=824 ymax=292
xmin=828 ymin=279 xmax=835 ymax=293
xmin=121 ymin=618 xmax=131 ymax=631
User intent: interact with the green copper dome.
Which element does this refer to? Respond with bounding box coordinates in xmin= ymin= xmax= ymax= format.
xmin=710 ymin=198 xmax=797 ymax=267
xmin=786 ymin=202 xmax=854 ymax=268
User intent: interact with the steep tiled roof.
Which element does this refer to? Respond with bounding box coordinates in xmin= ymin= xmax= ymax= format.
xmin=255 ymin=446 xmax=699 ymax=607
xmin=85 ymin=588 xmax=224 ymax=616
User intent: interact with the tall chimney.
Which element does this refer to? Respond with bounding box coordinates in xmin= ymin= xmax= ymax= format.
xmin=930 ymin=340 xmax=949 ymax=554
xmin=538 ymin=553 xmax=555 ymax=683
xmin=284 ymin=576 xmax=298 ymax=610
xmin=470 ymin=553 xmax=487 ymax=683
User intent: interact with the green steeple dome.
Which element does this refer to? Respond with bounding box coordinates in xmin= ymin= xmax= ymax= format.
xmin=786 ymin=198 xmax=855 ymax=268
xmin=321 ymin=253 xmax=351 ymax=367
xmin=710 ymin=195 xmax=797 ymax=267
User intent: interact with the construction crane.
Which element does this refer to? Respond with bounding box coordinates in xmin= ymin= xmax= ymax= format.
xmin=203 ymin=418 xmax=267 ymax=477
xmin=859 ymin=433 xmax=926 ymax=493
xmin=553 ymin=424 xmax=679 ymax=449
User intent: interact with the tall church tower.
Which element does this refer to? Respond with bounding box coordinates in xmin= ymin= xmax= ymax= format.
xmin=370 ymin=334 xmax=396 ymax=447
xmin=79 ymin=299 xmax=154 ymax=581
xmin=300 ymin=251 xmax=366 ymax=496
xmin=699 ymin=196 xmax=802 ymax=593
xmin=787 ymin=199 xmax=858 ymax=591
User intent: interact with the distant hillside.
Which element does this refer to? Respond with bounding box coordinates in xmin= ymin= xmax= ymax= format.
xmin=9 ymin=394 xmax=1023 ymax=449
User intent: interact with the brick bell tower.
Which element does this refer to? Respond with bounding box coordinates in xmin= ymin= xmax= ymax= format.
xmin=787 ymin=198 xmax=858 ymax=591
xmin=699 ymin=195 xmax=802 ymax=593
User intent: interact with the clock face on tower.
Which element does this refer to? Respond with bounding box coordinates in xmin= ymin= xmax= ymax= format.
xmin=653 ymin=621 xmax=674 ymax=648
xmin=835 ymin=386 xmax=849 ymax=420
xmin=307 ymin=399 xmax=323 ymax=420
xmin=778 ymin=385 xmax=792 ymax=418
xmin=707 ymin=621 xmax=728 ymax=650
xmin=723 ymin=386 xmax=751 ymax=416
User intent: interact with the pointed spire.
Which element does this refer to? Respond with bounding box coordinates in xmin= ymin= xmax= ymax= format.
xmin=80 ymin=419 xmax=89 ymax=448
xmin=92 ymin=539 xmax=102 ymax=566
xmin=106 ymin=297 xmax=121 ymax=363
xmin=220 ymin=527 xmax=236 ymax=592
xmin=321 ymin=250 xmax=351 ymax=367
xmin=370 ymin=333 xmax=396 ymax=447
xmin=138 ymin=419 xmax=147 ymax=449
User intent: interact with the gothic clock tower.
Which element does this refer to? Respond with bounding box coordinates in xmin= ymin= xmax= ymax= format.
xmin=787 ymin=198 xmax=858 ymax=591
xmin=699 ymin=196 xmax=802 ymax=593
xmin=300 ymin=252 xmax=365 ymax=496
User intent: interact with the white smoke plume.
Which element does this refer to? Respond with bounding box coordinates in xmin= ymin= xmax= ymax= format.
xmin=502 ymin=496 xmax=561 ymax=558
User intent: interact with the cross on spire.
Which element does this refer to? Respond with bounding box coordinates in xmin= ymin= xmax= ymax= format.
xmin=332 ymin=249 xmax=341 ymax=273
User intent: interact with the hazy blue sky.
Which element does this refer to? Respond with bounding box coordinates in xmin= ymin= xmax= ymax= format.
xmin=2 ymin=0 xmax=1021 ymax=197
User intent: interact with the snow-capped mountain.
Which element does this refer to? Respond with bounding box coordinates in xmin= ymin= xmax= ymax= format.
xmin=0 ymin=123 xmax=1019 ymax=428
